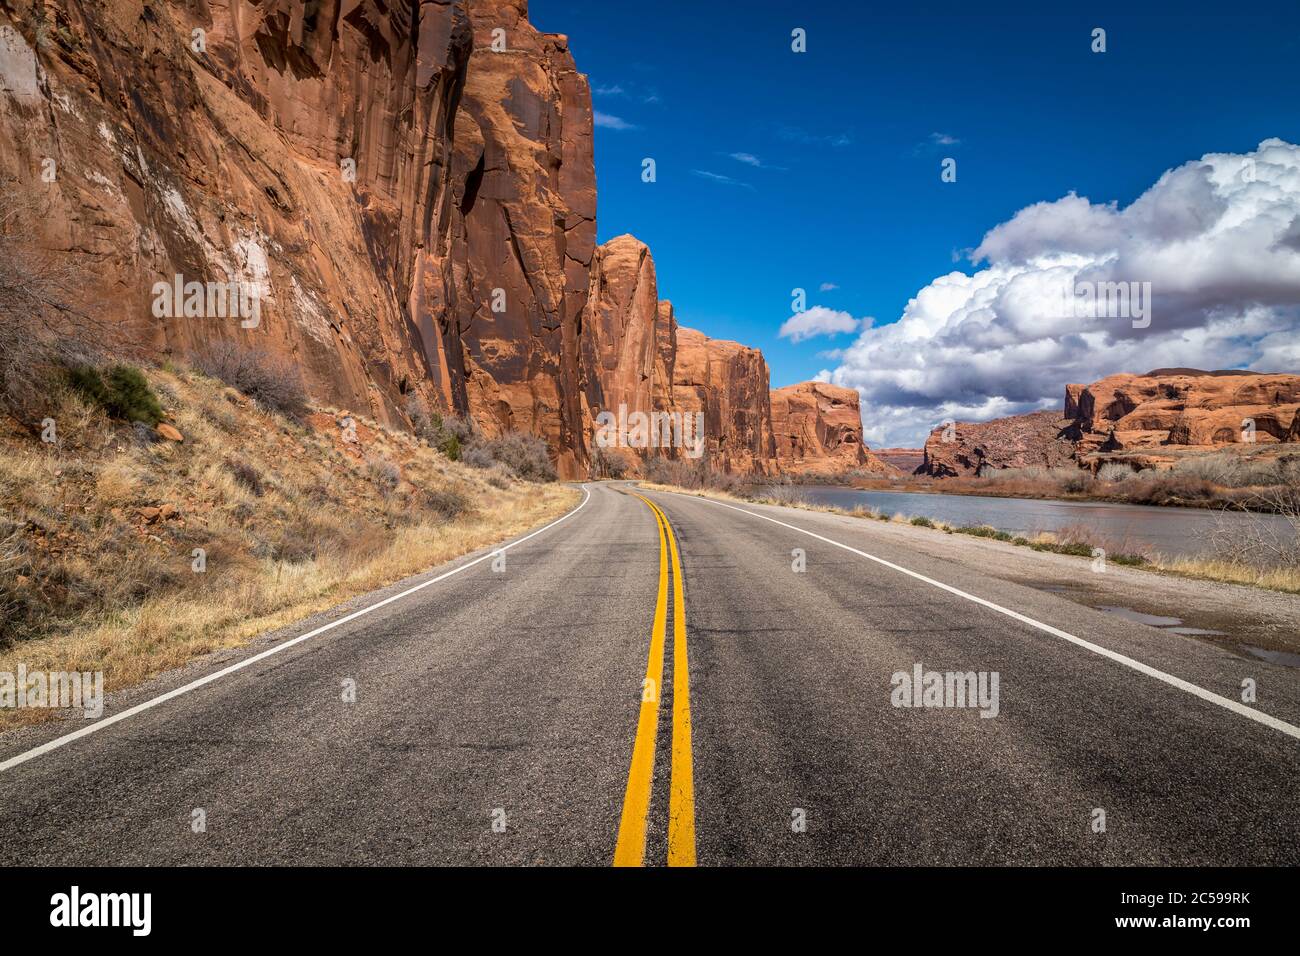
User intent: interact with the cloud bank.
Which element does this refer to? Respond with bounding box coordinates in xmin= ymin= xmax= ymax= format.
xmin=822 ymin=139 xmax=1300 ymax=448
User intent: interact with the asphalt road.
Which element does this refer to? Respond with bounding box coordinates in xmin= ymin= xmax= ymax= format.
xmin=2 ymin=481 xmax=1298 ymax=865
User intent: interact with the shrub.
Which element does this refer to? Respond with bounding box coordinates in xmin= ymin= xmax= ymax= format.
xmin=910 ymin=515 xmax=935 ymax=528
xmin=406 ymin=395 xmax=471 ymax=461
xmin=67 ymin=364 xmax=164 ymax=425
xmin=590 ymin=445 xmax=629 ymax=480
xmin=641 ymin=455 xmax=746 ymax=494
xmin=228 ymin=459 xmax=265 ymax=496
xmin=756 ymin=480 xmax=807 ymax=506
xmin=463 ymin=432 xmax=557 ymax=482
xmin=421 ymin=484 xmax=471 ymax=521
xmin=193 ymin=342 xmax=308 ymax=420
xmin=368 ymin=455 xmax=402 ymax=497
xmin=1097 ymin=462 xmax=1136 ymax=483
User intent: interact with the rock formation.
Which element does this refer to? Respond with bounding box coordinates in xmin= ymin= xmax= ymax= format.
xmin=918 ymin=369 xmax=1300 ymax=477
xmin=1065 ymin=370 xmax=1300 ymax=455
xmin=770 ymin=381 xmax=892 ymax=476
xmin=0 ymin=0 xmax=873 ymax=480
xmin=874 ymin=448 xmax=925 ymax=474
xmin=0 ymin=0 xmax=473 ymax=428
xmin=918 ymin=410 xmax=1077 ymax=478
xmin=422 ymin=0 xmax=596 ymax=478
xmin=671 ymin=327 xmax=777 ymax=475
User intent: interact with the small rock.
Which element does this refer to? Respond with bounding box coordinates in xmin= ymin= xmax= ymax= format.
xmin=156 ymin=423 xmax=184 ymax=442
xmin=138 ymin=506 xmax=161 ymax=523
xmin=159 ymin=503 xmax=179 ymax=520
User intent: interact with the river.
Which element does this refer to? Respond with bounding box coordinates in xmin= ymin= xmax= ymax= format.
xmin=788 ymin=487 xmax=1294 ymax=560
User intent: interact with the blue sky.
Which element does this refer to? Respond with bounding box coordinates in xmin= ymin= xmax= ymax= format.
xmin=532 ymin=0 xmax=1300 ymax=444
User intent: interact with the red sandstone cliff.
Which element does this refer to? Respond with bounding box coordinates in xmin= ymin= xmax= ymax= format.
xmin=918 ymin=369 xmax=1300 ymax=477
xmin=0 ymin=0 xmax=472 ymax=426
xmin=423 ymin=0 xmax=596 ymax=478
xmin=1065 ymin=370 xmax=1300 ymax=455
xmin=583 ymin=235 xmax=789 ymax=476
xmin=770 ymin=381 xmax=893 ymax=476
xmin=0 ymin=1 xmax=851 ymax=480
xmin=673 ymin=327 xmax=776 ymax=475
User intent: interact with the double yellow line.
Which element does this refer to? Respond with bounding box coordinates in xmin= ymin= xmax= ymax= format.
xmin=613 ymin=494 xmax=696 ymax=867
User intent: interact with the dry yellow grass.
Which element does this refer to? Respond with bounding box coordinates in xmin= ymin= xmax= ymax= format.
xmin=0 ymin=368 xmax=577 ymax=729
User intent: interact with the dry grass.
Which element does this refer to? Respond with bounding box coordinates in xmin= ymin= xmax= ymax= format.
xmin=0 ymin=366 xmax=577 ymax=729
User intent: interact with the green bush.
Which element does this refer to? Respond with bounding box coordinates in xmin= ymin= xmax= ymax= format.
xmin=909 ymin=515 xmax=935 ymax=528
xmin=68 ymin=364 xmax=164 ymax=426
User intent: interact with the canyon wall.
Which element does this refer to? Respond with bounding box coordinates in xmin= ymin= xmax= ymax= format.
xmin=0 ymin=0 xmax=472 ymax=427
xmin=771 ymin=381 xmax=892 ymax=476
xmin=0 ymin=0 xmax=869 ymax=479
xmin=919 ymin=369 xmax=1300 ymax=477
xmin=1065 ymin=370 xmax=1300 ymax=455
xmin=423 ymin=0 xmax=596 ymax=478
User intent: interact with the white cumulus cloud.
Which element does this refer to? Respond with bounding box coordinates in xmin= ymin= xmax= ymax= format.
xmin=779 ymin=306 xmax=865 ymax=343
xmin=824 ymin=139 xmax=1300 ymax=448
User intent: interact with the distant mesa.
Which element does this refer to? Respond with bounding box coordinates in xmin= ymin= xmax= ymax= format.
xmin=917 ymin=370 xmax=1300 ymax=477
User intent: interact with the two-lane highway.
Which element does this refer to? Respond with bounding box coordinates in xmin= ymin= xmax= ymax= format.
xmin=1 ymin=481 xmax=1298 ymax=865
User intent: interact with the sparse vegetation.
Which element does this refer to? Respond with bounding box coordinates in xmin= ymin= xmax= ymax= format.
xmin=66 ymin=364 xmax=164 ymax=426
xmin=589 ymin=445 xmax=630 ymax=480
xmin=867 ymin=451 xmax=1300 ymax=513
xmin=0 ymin=366 xmax=578 ymax=727
xmin=463 ymin=431 xmax=558 ymax=482
xmin=192 ymin=342 xmax=309 ymax=421
xmin=642 ymin=456 xmax=747 ymax=494
xmin=406 ymin=395 xmax=472 ymax=461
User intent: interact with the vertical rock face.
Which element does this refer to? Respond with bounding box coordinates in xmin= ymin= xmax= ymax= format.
xmin=583 ymin=234 xmax=666 ymax=419
xmin=0 ymin=0 xmax=472 ymax=426
xmin=1 ymin=1 xmax=838 ymax=479
xmin=672 ymin=326 xmax=776 ymax=474
xmin=422 ymin=0 xmax=596 ymax=478
xmin=582 ymin=234 xmax=787 ymax=476
xmin=771 ymin=381 xmax=891 ymax=475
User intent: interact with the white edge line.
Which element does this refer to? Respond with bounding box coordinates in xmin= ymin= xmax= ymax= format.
xmin=654 ymin=489 xmax=1300 ymax=743
xmin=0 ymin=484 xmax=594 ymax=773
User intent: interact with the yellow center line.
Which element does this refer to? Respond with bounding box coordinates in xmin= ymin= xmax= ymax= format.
xmin=613 ymin=492 xmax=696 ymax=867
xmin=612 ymin=495 xmax=668 ymax=867
xmin=653 ymin=498 xmax=697 ymax=867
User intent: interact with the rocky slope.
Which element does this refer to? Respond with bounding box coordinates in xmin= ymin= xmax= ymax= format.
xmin=770 ymin=381 xmax=892 ymax=476
xmin=918 ymin=410 xmax=1077 ymax=478
xmin=0 ymin=0 xmax=864 ymax=479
